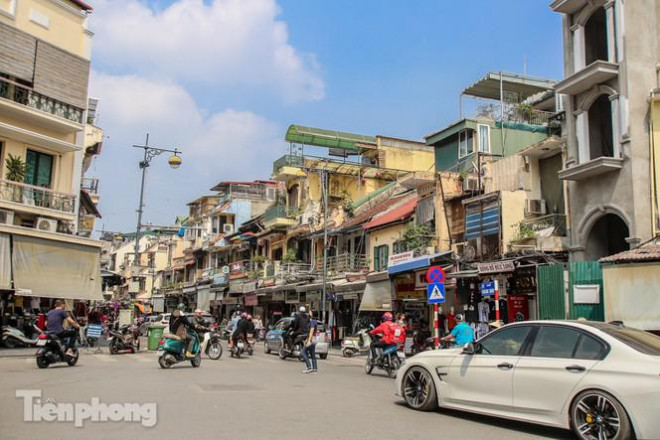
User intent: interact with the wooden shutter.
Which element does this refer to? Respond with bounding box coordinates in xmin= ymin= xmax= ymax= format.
xmin=33 ymin=41 xmax=90 ymax=109
xmin=0 ymin=22 xmax=37 ymax=82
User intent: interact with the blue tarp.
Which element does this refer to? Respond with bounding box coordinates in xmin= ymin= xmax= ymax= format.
xmin=387 ymin=251 xmax=453 ymax=276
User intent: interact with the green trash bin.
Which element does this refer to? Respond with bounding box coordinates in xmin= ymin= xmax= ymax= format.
xmin=148 ymin=324 xmax=165 ymax=351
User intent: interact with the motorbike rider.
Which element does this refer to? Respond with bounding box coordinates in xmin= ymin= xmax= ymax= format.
xmin=288 ymin=306 xmax=309 ymax=350
xmin=46 ymin=300 xmax=80 ymax=356
xmin=230 ymin=313 xmax=250 ymax=349
xmin=246 ymin=314 xmax=255 ymax=337
xmin=170 ymin=304 xmax=196 ymax=358
xmin=440 ymin=313 xmax=474 ymax=347
xmin=192 ymin=309 xmax=210 ymax=339
xmin=369 ymin=312 xmax=403 ymax=363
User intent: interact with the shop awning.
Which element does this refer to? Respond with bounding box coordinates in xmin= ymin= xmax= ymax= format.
xmin=359 ymin=280 xmax=393 ymax=312
xmin=335 ymin=280 xmax=366 ymax=293
xmin=0 ymin=233 xmax=10 ymax=289
xmin=12 ymin=235 xmax=102 ymax=300
xmin=387 ymin=251 xmax=453 ymax=275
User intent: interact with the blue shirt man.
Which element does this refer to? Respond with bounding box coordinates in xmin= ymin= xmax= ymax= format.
xmin=441 ymin=314 xmax=474 ymax=346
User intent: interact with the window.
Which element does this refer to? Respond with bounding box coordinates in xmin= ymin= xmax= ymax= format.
xmin=530 ymin=326 xmax=581 ymax=359
xmin=573 ymin=334 xmax=606 ymax=360
xmin=458 ymin=129 xmax=474 ymax=158
xmin=24 ymin=149 xmax=53 ymax=187
xmin=478 ymin=124 xmax=490 ymax=153
xmin=599 ymin=326 xmax=660 ymax=356
xmin=373 ymin=245 xmax=389 ymax=271
xmin=478 ymin=326 xmax=532 ymax=356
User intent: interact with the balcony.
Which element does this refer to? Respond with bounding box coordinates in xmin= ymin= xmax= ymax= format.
xmin=554 ymin=61 xmax=619 ymax=96
xmin=558 ymin=156 xmax=623 ymax=181
xmin=0 ymin=179 xmax=76 ymax=219
xmin=519 ymin=214 xmax=567 ymax=237
xmin=316 ymin=253 xmax=368 ymax=274
xmin=81 ymin=178 xmax=99 ymax=194
xmin=263 ymin=204 xmax=297 ymax=229
xmin=512 ymin=214 xmax=568 ymax=252
xmin=0 ymin=76 xmax=84 ymax=131
xmin=272 ymin=155 xmax=306 ymax=180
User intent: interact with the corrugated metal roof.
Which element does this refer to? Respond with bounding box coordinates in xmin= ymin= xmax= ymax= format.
xmin=363 ymin=195 xmax=417 ymax=230
xmin=285 ymin=125 xmax=376 ymax=152
xmin=600 ymin=245 xmax=660 ymax=263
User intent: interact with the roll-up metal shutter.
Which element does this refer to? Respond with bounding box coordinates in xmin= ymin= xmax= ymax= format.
xmin=0 ymin=22 xmax=37 ymax=82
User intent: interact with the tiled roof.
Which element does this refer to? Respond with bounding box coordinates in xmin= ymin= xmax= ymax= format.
xmin=600 ymin=245 xmax=660 ymax=263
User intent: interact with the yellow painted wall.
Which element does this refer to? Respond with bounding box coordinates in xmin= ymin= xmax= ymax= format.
xmin=380 ymin=145 xmax=434 ymax=172
xmin=434 ymin=173 xmax=463 ymax=251
xmin=1 ymin=0 xmax=89 ymax=59
xmin=501 ymin=190 xmax=527 ymax=251
xmin=366 ymin=223 xmax=408 ymax=271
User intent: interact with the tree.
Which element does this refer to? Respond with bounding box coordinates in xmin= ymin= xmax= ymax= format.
xmin=400 ymin=223 xmax=434 ymax=254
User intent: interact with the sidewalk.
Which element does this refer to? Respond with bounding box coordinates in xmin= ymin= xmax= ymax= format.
xmin=0 ymin=337 xmax=150 ymax=359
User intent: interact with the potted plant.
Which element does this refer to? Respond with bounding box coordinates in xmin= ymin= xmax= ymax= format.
xmin=4 ymin=153 xmax=26 ymax=202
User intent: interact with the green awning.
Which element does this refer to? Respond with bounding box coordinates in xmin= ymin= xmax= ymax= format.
xmin=285 ymin=125 xmax=376 ymax=152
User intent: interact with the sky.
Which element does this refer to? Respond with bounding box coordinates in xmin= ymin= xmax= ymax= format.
xmin=87 ymin=0 xmax=563 ymax=234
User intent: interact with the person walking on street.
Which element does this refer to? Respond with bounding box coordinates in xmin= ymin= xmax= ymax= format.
xmin=301 ymin=310 xmax=318 ymax=374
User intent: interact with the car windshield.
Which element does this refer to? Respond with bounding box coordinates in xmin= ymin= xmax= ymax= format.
xmin=598 ymin=325 xmax=660 ymax=356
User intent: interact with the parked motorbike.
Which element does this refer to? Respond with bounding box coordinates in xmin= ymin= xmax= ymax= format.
xmin=341 ymin=327 xmax=372 ymax=358
xmin=410 ymin=329 xmax=435 ymax=355
xmin=230 ymin=335 xmax=247 ymax=359
xmin=35 ymin=330 xmax=80 ymax=368
xmin=157 ymin=332 xmax=202 ymax=368
xmin=2 ymin=322 xmax=40 ymax=348
xmin=278 ymin=331 xmax=305 ymax=361
xmin=200 ymin=329 xmax=223 ymax=360
xmin=108 ymin=324 xmax=140 ymax=354
xmin=365 ymin=334 xmax=405 ymax=378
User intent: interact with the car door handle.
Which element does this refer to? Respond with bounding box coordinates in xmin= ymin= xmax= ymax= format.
xmin=497 ymin=363 xmax=513 ymax=370
xmin=565 ymin=365 xmax=586 ymax=372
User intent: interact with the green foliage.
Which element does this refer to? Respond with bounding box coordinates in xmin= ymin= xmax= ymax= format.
xmin=400 ymin=223 xmax=434 ymax=253
xmin=282 ymin=249 xmax=298 ymax=264
xmin=251 ymin=255 xmax=267 ymax=264
xmin=513 ymin=222 xmax=536 ymax=242
xmin=5 ymin=154 xmax=26 ymax=182
xmin=341 ymin=190 xmax=355 ymax=218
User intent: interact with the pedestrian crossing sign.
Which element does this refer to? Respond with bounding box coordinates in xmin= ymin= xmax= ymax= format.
xmin=427 ymin=283 xmax=445 ymax=304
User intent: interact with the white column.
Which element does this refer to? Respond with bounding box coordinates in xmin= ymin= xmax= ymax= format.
xmin=571 ymin=25 xmax=585 ymax=72
xmin=575 ymin=111 xmax=589 ymax=163
xmin=609 ymin=94 xmax=621 ymax=157
xmin=604 ymin=1 xmax=617 ymax=63
xmin=614 ymin=0 xmax=624 ymax=63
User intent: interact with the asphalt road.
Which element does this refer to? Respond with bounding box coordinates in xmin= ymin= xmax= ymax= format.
xmin=0 ymin=346 xmax=573 ymax=440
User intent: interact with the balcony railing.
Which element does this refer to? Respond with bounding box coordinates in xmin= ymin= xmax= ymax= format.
xmin=519 ymin=214 xmax=567 ymax=237
xmin=316 ymin=253 xmax=368 ymax=274
xmin=273 ymin=154 xmax=304 ymax=174
xmin=0 ymin=179 xmax=76 ymax=214
xmin=507 ymin=108 xmax=555 ymax=126
xmin=0 ymin=76 xmax=84 ymax=124
xmin=81 ymin=178 xmax=99 ymax=194
xmin=264 ymin=204 xmax=296 ymax=223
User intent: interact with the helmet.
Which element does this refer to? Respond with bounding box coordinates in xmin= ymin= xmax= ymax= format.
xmin=382 ymin=312 xmax=393 ymax=321
xmin=455 ymin=313 xmax=464 ymax=322
xmin=241 ymin=312 xmax=248 ymax=319
xmin=299 ymin=306 xmax=306 ymax=313
xmin=247 ymin=314 xmax=252 ymax=321
xmin=177 ymin=303 xmax=186 ymax=311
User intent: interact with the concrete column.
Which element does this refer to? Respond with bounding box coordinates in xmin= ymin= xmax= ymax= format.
xmin=571 ymin=25 xmax=585 ymax=72
xmin=609 ymin=94 xmax=621 ymax=157
xmin=613 ymin=0 xmax=624 ymax=63
xmin=605 ymin=1 xmax=617 ymax=62
xmin=575 ymin=111 xmax=589 ymax=163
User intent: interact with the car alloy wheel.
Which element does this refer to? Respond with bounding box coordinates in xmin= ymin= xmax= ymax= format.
xmin=571 ymin=390 xmax=632 ymax=440
xmin=403 ymin=367 xmax=437 ymax=411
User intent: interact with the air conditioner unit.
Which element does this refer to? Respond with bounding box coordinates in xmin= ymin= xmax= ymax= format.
xmin=463 ymin=177 xmax=479 ymax=192
xmin=0 ymin=209 xmax=14 ymax=225
xmin=222 ymin=224 xmax=234 ymax=233
xmin=525 ymin=199 xmax=547 ymax=216
xmin=35 ymin=217 xmax=58 ymax=232
xmin=451 ymin=242 xmax=466 ymax=256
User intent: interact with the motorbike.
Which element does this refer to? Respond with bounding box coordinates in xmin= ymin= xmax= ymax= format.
xmin=157 ymin=332 xmax=202 ymax=369
xmin=230 ymin=334 xmax=247 ymax=359
xmin=410 ymin=329 xmax=435 ymax=355
xmin=341 ymin=327 xmax=372 ymax=358
xmin=35 ymin=329 xmax=80 ymax=368
xmin=200 ymin=328 xmax=223 ymax=360
xmin=365 ymin=334 xmax=406 ymax=378
xmin=246 ymin=333 xmax=255 ymax=356
xmin=2 ymin=322 xmax=40 ymax=348
xmin=108 ymin=324 xmax=140 ymax=354
xmin=278 ymin=331 xmax=305 ymax=361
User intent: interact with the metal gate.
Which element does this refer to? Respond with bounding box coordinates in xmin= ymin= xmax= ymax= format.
xmin=568 ymin=261 xmax=604 ymax=321
xmin=538 ymin=264 xmax=565 ymax=320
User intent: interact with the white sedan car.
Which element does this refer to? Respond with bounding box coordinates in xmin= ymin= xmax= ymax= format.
xmin=395 ymin=320 xmax=660 ymax=440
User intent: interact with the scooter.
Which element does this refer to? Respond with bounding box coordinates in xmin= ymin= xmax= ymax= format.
xmin=246 ymin=333 xmax=255 ymax=356
xmin=35 ymin=329 xmax=80 ymax=368
xmin=230 ymin=334 xmax=247 ymax=359
xmin=108 ymin=324 xmax=140 ymax=354
xmin=157 ymin=332 xmax=202 ymax=369
xmin=365 ymin=334 xmax=406 ymax=378
xmin=2 ymin=323 xmax=40 ymax=348
xmin=341 ymin=327 xmax=372 ymax=358
xmin=278 ymin=331 xmax=305 ymax=361
xmin=200 ymin=329 xmax=223 ymax=360
xmin=410 ymin=330 xmax=435 ymax=355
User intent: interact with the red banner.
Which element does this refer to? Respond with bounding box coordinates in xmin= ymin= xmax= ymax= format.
xmin=507 ymin=295 xmax=529 ymax=323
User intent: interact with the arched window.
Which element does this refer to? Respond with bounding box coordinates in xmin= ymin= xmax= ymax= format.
xmin=584 ymin=7 xmax=608 ymax=65
xmin=587 ymin=94 xmax=614 ymax=159
xmin=288 ymin=184 xmax=299 ymax=210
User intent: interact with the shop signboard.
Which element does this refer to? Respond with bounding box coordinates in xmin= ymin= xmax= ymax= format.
xmin=272 ymin=292 xmax=285 ymax=301
xmin=481 ymin=281 xmax=496 ymax=296
xmin=285 ymin=291 xmax=300 ymax=304
xmin=242 ymin=281 xmax=257 ymax=294
xmin=306 ymin=292 xmax=321 ymax=302
xmin=212 ymin=274 xmax=228 ymax=286
xmin=244 ymin=294 xmax=258 ymax=306
xmin=229 ymin=260 xmax=249 ymax=280
xmin=477 ymin=260 xmax=515 ymax=274
xmin=223 ymin=297 xmax=238 ymax=304
xmin=508 ymin=295 xmax=529 ymax=322
xmin=388 ymin=251 xmax=414 ymax=267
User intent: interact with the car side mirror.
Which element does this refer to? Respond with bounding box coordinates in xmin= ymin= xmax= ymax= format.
xmin=462 ymin=343 xmax=476 ymax=355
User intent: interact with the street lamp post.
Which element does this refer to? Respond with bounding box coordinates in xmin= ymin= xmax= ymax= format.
xmin=131 ymin=134 xmax=182 ymax=297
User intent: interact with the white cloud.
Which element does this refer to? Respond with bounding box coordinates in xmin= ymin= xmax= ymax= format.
xmin=89 ymin=72 xmax=284 ymax=231
xmin=90 ymin=0 xmax=324 ymax=103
